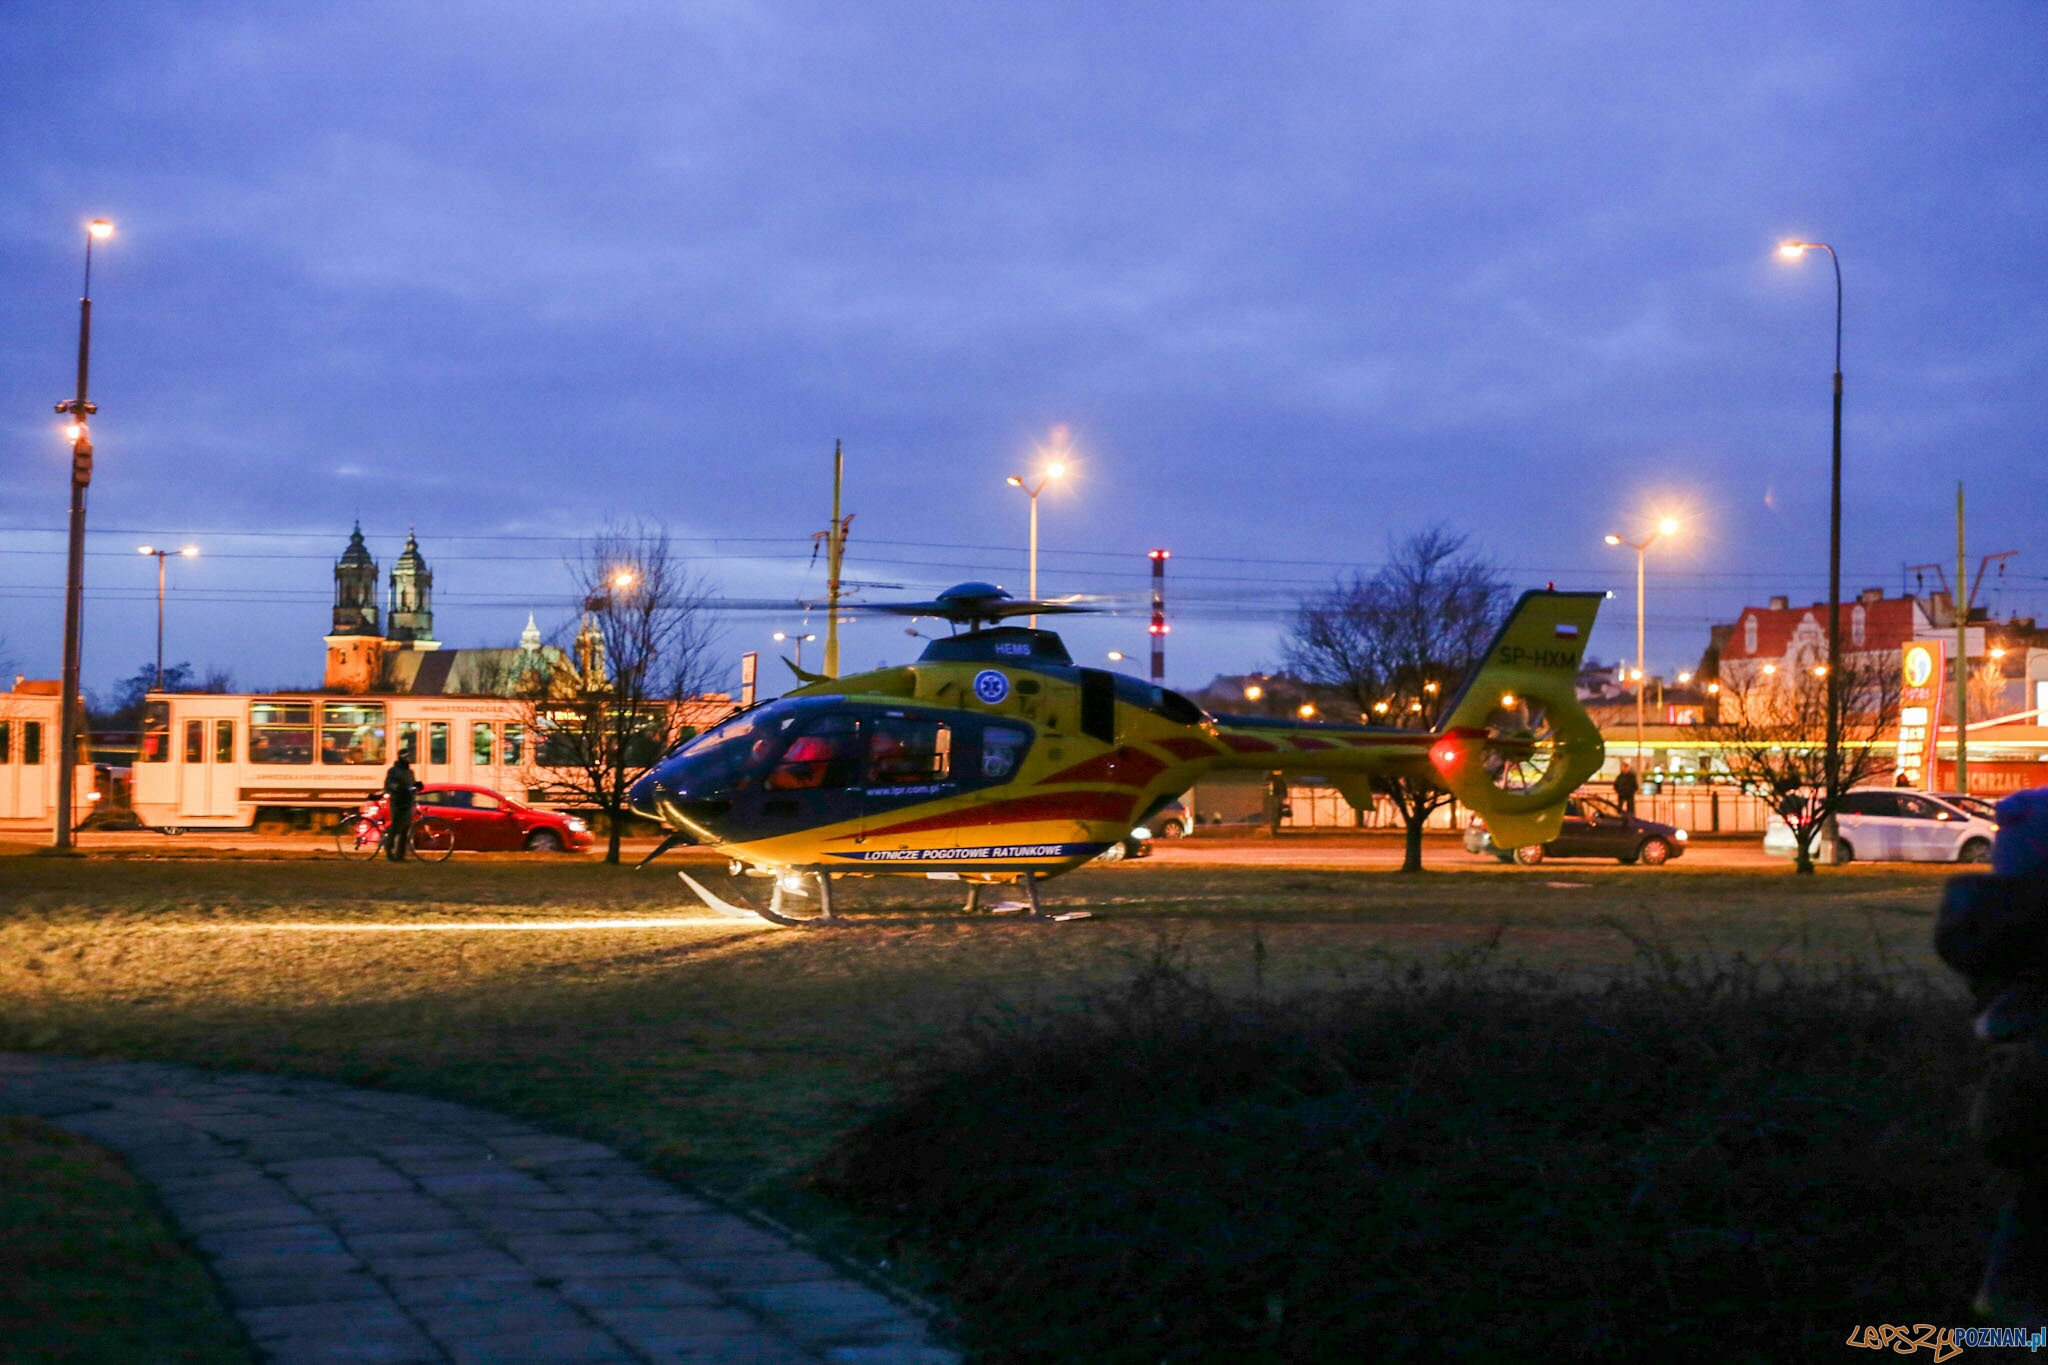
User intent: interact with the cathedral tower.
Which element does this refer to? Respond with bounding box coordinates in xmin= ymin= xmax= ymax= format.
xmin=387 ymin=529 xmax=436 ymax=644
xmin=325 ymin=523 xmax=384 ymax=691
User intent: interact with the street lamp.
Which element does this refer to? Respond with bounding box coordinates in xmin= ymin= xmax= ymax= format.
xmin=772 ymin=630 xmax=818 ymax=672
xmin=1006 ymin=444 xmax=1068 ymax=628
xmin=52 ymin=217 xmax=112 ymax=852
xmin=1604 ymin=515 xmax=1680 ymax=770
xmin=1779 ymin=238 xmax=1846 ymax=820
xmin=137 ymin=544 xmax=199 ymax=691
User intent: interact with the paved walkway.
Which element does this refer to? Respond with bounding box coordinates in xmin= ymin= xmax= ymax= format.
xmin=0 ymin=1054 xmax=958 ymax=1365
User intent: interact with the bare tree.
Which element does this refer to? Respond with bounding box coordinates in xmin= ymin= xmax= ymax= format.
xmin=1281 ymin=526 xmax=1512 ymax=872
xmin=1702 ymin=656 xmax=1901 ymax=875
xmin=524 ymin=523 xmax=719 ymax=864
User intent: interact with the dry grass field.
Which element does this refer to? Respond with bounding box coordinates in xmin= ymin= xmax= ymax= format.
xmin=0 ymin=851 xmax=1958 ymax=1186
xmin=0 ymin=847 xmax=1982 ymax=1360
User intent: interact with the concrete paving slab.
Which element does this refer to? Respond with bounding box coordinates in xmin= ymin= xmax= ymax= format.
xmin=0 ymin=1052 xmax=959 ymax=1364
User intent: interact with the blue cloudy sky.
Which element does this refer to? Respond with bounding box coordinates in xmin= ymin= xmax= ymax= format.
xmin=3 ymin=2 xmax=2044 ymax=698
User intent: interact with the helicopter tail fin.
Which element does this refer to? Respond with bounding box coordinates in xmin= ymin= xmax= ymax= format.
xmin=1425 ymin=590 xmax=1607 ymax=849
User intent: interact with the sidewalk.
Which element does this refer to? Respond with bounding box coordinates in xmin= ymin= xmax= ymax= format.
xmin=0 ymin=1053 xmax=956 ymax=1365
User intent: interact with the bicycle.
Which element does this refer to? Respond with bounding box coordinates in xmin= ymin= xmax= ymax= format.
xmin=334 ymin=802 xmax=456 ymax=862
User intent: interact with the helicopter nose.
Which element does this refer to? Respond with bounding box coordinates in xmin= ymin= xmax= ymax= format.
xmin=627 ymin=770 xmax=667 ymax=821
xmin=630 ymin=758 xmax=733 ymax=838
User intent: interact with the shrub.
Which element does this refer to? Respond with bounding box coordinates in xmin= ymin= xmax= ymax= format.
xmin=813 ymin=944 xmax=1986 ymax=1363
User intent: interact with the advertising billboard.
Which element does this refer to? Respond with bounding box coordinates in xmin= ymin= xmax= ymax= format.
xmin=1895 ymin=639 xmax=1945 ymax=789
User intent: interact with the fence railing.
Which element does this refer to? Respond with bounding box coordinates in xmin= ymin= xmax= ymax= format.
xmin=1275 ymin=783 xmax=1775 ymax=834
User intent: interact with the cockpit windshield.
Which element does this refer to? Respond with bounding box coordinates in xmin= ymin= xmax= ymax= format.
xmin=670 ymin=706 xmax=808 ymax=790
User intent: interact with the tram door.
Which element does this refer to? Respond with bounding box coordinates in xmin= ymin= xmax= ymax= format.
xmin=178 ymin=715 xmax=241 ymax=819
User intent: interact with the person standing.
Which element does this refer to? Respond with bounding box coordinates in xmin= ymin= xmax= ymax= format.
xmin=382 ymin=753 xmax=421 ymax=861
xmin=1613 ymin=760 xmax=1639 ymax=816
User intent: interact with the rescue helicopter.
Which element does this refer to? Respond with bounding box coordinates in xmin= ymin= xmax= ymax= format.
xmin=629 ymin=581 xmax=1606 ymax=926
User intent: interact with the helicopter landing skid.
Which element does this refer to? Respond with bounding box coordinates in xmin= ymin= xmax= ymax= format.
xmin=965 ymin=874 xmax=1092 ymax=922
xmin=679 ymin=869 xmax=838 ymax=928
xmin=680 ymin=869 xmax=1091 ymax=927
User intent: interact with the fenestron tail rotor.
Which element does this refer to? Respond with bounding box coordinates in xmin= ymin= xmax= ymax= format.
xmin=1428 ymin=590 xmax=1607 ymax=847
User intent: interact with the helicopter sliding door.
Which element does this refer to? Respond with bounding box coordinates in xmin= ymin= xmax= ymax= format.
xmin=857 ymin=713 xmax=959 ymax=838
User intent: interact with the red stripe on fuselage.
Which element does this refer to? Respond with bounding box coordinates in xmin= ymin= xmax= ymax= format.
xmin=860 ymin=789 xmax=1135 ymax=839
xmin=1156 ymin=736 xmax=1221 ymax=761
xmin=1219 ymin=733 xmax=1278 ymax=753
xmin=1039 ymin=746 xmax=1169 ymax=788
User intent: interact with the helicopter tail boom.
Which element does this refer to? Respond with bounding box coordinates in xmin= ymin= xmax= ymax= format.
xmin=1204 ymin=590 xmax=1605 ymax=847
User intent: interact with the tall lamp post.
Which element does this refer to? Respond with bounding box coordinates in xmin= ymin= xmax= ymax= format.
xmin=1005 ymin=446 xmax=1067 ymax=628
xmin=772 ymin=630 xmax=817 ymax=673
xmin=1779 ymin=239 xmax=1845 ymax=818
xmin=52 ymin=218 xmax=113 ymax=852
xmin=137 ymin=544 xmax=199 ymax=691
xmin=1604 ymin=516 xmax=1680 ymax=770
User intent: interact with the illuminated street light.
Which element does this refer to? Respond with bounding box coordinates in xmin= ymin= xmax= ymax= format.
xmin=611 ymin=569 xmax=635 ymax=589
xmin=1297 ymin=703 xmax=1317 ymax=719
xmin=773 ymin=630 xmax=818 ymax=672
xmin=1006 ymin=431 xmax=1071 ymax=627
xmin=137 ymin=544 xmax=199 ymax=691
xmin=1107 ymin=650 xmax=1125 ymax=662
xmin=52 ymin=217 xmax=113 ymax=852
xmin=1762 ymin=663 xmax=1778 ymax=675
xmin=1779 ymin=237 xmax=1847 ymax=831
xmin=1243 ymin=684 xmax=1263 ymax=701
xmin=1604 ymin=516 xmax=1681 ymax=770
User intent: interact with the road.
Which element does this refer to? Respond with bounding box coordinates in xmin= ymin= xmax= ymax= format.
xmin=37 ymin=828 xmax=1788 ymax=869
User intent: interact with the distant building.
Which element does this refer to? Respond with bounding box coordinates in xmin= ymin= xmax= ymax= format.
xmin=322 ymin=525 xmax=571 ymax=695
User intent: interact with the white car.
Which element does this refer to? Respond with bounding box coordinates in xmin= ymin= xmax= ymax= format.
xmin=1763 ymin=788 xmax=1997 ymax=864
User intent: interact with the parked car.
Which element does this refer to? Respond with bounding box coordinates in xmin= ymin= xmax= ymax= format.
xmin=1762 ymin=788 xmax=1995 ymax=864
xmin=370 ymin=783 xmax=592 ymax=853
xmin=1466 ymin=794 xmax=1687 ymax=866
xmin=1093 ymin=825 xmax=1156 ymax=863
xmin=1150 ymin=798 xmax=1191 ymax=838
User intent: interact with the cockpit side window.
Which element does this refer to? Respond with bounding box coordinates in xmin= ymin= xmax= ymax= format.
xmin=766 ymin=714 xmax=863 ymax=790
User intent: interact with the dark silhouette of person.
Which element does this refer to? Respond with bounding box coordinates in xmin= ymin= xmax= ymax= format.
xmin=1613 ymin=760 xmax=1639 ymax=816
xmin=382 ymin=754 xmax=422 ymax=860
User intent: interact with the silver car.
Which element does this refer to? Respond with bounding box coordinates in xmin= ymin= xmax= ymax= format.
xmin=1763 ymin=788 xmax=1997 ymax=864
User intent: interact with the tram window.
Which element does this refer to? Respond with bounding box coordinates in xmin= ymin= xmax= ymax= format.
xmin=429 ymin=722 xmax=449 ymax=765
xmin=503 ymin=723 xmax=525 ymax=765
xmin=215 ymin=720 xmax=235 ymax=763
xmin=867 ymin=716 xmax=951 ymax=785
xmin=0 ymin=722 xmax=9 ymax=764
xmin=398 ymin=721 xmax=419 ymax=762
xmin=249 ymin=702 xmax=314 ymax=765
xmin=980 ymin=725 xmax=1032 ymax=782
xmin=23 ymin=721 xmax=42 ymax=765
xmin=472 ymin=722 xmax=494 ymax=765
xmin=319 ymin=701 xmax=388 ymax=766
xmin=140 ymin=701 xmax=172 ymax=762
xmin=184 ymin=720 xmax=206 ymax=763
xmin=766 ymin=714 xmax=862 ymax=790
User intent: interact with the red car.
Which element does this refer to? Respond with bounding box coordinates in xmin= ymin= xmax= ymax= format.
xmin=372 ymin=783 xmax=592 ymax=853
